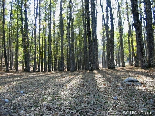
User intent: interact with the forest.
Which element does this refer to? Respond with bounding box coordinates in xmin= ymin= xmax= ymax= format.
xmin=0 ymin=0 xmax=155 ymax=115
xmin=0 ymin=0 xmax=154 ymax=72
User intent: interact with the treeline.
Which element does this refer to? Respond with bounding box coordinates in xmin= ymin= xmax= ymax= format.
xmin=0 ymin=0 xmax=154 ymax=72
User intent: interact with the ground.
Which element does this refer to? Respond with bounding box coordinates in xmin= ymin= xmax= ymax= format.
xmin=0 ymin=66 xmax=155 ymax=115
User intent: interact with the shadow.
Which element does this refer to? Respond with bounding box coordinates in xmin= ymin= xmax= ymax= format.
xmin=115 ymin=66 xmax=155 ymax=79
xmin=0 ymin=71 xmax=76 ymax=115
xmin=0 ymin=68 xmax=155 ymax=115
xmin=96 ymin=68 xmax=155 ymax=115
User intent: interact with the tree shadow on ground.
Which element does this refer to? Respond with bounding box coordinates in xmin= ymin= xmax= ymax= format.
xmin=0 ymin=68 xmax=155 ymax=115
xmin=96 ymin=68 xmax=155 ymax=115
xmin=0 ymin=71 xmax=77 ymax=115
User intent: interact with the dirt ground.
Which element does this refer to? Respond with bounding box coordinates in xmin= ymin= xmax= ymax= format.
xmin=0 ymin=66 xmax=155 ymax=116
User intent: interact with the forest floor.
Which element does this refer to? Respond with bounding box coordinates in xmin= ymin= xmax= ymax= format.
xmin=0 ymin=66 xmax=155 ymax=116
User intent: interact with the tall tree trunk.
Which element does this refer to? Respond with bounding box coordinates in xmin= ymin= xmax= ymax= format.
xmin=69 ymin=0 xmax=75 ymax=72
xmin=105 ymin=4 xmax=110 ymax=68
xmin=91 ymin=0 xmax=98 ymax=70
xmin=106 ymin=0 xmax=115 ymax=69
xmin=59 ymin=0 xmax=64 ymax=71
xmin=118 ymin=2 xmax=125 ymax=67
xmin=131 ymin=28 xmax=135 ymax=66
xmin=70 ymin=17 xmax=75 ymax=72
xmin=44 ymin=35 xmax=47 ymax=72
xmin=43 ymin=3 xmax=47 ymax=72
xmin=41 ymin=36 xmax=43 ymax=72
xmin=131 ymin=0 xmax=145 ymax=68
xmin=9 ymin=0 xmax=13 ymax=70
xmin=144 ymin=0 xmax=154 ymax=67
xmin=100 ymin=0 xmax=106 ymax=68
xmin=23 ymin=1 xmax=30 ymax=72
xmin=15 ymin=0 xmax=19 ymax=71
xmin=109 ymin=0 xmax=115 ymax=69
xmin=38 ymin=0 xmax=41 ymax=72
xmin=126 ymin=1 xmax=132 ymax=66
xmin=2 ymin=0 xmax=9 ymax=72
xmin=48 ymin=0 xmax=52 ymax=71
xmin=85 ymin=0 xmax=92 ymax=71
xmin=53 ymin=9 xmax=57 ymax=71
xmin=20 ymin=0 xmax=24 ymax=71
xmin=33 ymin=0 xmax=38 ymax=72
xmin=82 ymin=0 xmax=88 ymax=70
xmin=67 ymin=1 xmax=71 ymax=71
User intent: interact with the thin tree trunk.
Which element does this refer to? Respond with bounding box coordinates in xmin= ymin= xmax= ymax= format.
xmin=20 ymin=0 xmax=24 ymax=71
xmin=70 ymin=17 xmax=75 ymax=72
xmin=118 ymin=2 xmax=125 ymax=67
xmin=67 ymin=1 xmax=71 ymax=71
xmin=105 ymin=4 xmax=110 ymax=68
xmin=15 ymin=0 xmax=19 ymax=71
xmin=48 ymin=0 xmax=52 ymax=72
xmin=59 ymin=0 xmax=64 ymax=71
xmin=53 ymin=9 xmax=57 ymax=71
xmin=91 ymin=0 xmax=97 ymax=70
xmin=33 ymin=0 xmax=38 ymax=72
xmin=23 ymin=1 xmax=30 ymax=72
xmin=109 ymin=0 xmax=115 ymax=69
xmin=9 ymin=0 xmax=13 ymax=70
xmin=43 ymin=24 xmax=47 ymax=72
xmin=41 ymin=36 xmax=43 ymax=72
xmin=2 ymin=0 xmax=9 ymax=72
xmin=38 ymin=0 xmax=41 ymax=72
xmin=100 ymin=0 xmax=106 ymax=68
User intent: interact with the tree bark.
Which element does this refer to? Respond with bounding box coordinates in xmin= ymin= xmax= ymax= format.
xmin=33 ymin=0 xmax=38 ymax=72
xmin=144 ymin=0 xmax=154 ymax=67
xmin=59 ymin=0 xmax=64 ymax=71
xmin=82 ymin=0 xmax=89 ymax=70
xmin=3 ymin=0 xmax=9 ymax=72
xmin=100 ymin=0 xmax=106 ymax=68
xmin=106 ymin=0 xmax=115 ymax=69
xmin=91 ymin=0 xmax=98 ymax=70
xmin=48 ymin=0 xmax=52 ymax=72
xmin=15 ymin=0 xmax=19 ymax=71
xmin=118 ymin=2 xmax=125 ymax=67
xmin=131 ymin=0 xmax=145 ymax=68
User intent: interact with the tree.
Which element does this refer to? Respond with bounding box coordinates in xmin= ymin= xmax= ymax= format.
xmin=48 ymin=0 xmax=52 ymax=71
xmin=69 ymin=0 xmax=75 ymax=72
xmin=15 ymin=0 xmax=20 ymax=71
xmin=33 ymin=0 xmax=38 ymax=72
xmin=38 ymin=0 xmax=41 ymax=72
xmin=53 ymin=1 xmax=57 ymax=71
xmin=85 ymin=0 xmax=92 ymax=71
xmin=118 ymin=1 xmax=125 ymax=67
xmin=59 ymin=0 xmax=64 ymax=71
xmin=66 ymin=0 xmax=71 ymax=71
xmin=106 ymin=0 xmax=115 ymax=69
xmin=126 ymin=0 xmax=132 ymax=66
xmin=91 ymin=0 xmax=98 ymax=70
xmin=0 ymin=0 xmax=2 ymax=71
xmin=100 ymin=0 xmax=107 ymax=68
xmin=43 ymin=2 xmax=47 ymax=72
xmin=131 ymin=0 xmax=145 ymax=68
xmin=23 ymin=1 xmax=30 ymax=72
xmin=2 ymin=0 xmax=9 ymax=72
xmin=144 ymin=0 xmax=154 ymax=67
xmin=82 ymin=0 xmax=89 ymax=70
